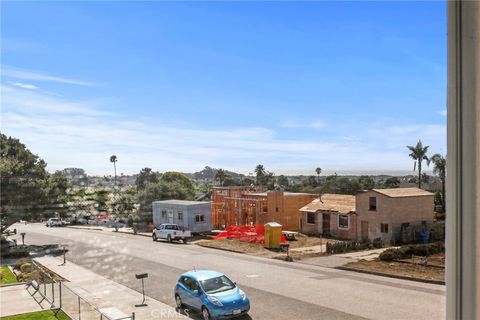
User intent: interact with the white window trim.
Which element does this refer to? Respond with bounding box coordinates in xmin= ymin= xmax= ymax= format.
xmin=446 ymin=3 xmax=479 ymax=319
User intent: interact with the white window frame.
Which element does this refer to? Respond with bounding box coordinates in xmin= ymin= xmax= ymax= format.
xmin=446 ymin=3 xmax=479 ymax=318
xmin=195 ymin=214 xmax=205 ymax=224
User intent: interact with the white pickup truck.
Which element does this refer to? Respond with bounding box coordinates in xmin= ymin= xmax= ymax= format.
xmin=46 ymin=218 xmax=63 ymax=227
xmin=152 ymin=224 xmax=191 ymax=243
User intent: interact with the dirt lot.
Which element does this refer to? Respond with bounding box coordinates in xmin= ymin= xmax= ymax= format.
xmin=195 ymin=238 xmax=276 ymax=257
xmin=287 ymin=233 xmax=340 ymax=248
xmin=195 ymin=233 xmax=339 ymax=259
xmin=343 ymin=258 xmax=445 ymax=282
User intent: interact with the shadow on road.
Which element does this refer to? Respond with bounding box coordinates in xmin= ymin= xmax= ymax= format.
xmin=176 ymin=307 xmax=252 ymax=320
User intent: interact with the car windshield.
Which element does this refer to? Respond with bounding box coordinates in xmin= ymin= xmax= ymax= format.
xmin=200 ymin=275 xmax=236 ymax=294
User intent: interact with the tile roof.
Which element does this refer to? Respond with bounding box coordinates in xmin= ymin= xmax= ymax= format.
xmin=372 ymin=188 xmax=434 ymax=198
xmin=299 ymin=194 xmax=356 ymax=214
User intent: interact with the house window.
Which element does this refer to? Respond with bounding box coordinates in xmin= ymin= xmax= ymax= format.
xmin=276 ymin=207 xmax=279 ymax=212
xmin=161 ymin=210 xmax=167 ymax=218
xmin=195 ymin=214 xmax=205 ymax=224
xmin=307 ymin=213 xmax=315 ymax=224
xmin=338 ymin=215 xmax=349 ymax=229
xmin=369 ymin=197 xmax=377 ymax=211
xmin=178 ymin=211 xmax=183 ymax=220
xmin=381 ymin=223 xmax=389 ymax=233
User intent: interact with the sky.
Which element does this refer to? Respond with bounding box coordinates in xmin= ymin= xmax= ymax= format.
xmin=1 ymin=1 xmax=447 ymax=176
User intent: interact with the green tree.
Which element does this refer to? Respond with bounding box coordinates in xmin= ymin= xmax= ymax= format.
xmin=135 ymin=167 xmax=159 ymax=190
xmin=421 ymin=172 xmax=431 ymax=185
xmin=45 ymin=171 xmax=71 ymax=218
xmin=0 ymin=133 xmax=50 ymax=228
xmin=358 ymin=175 xmax=375 ymax=190
xmin=113 ymin=188 xmax=137 ymax=222
xmin=138 ymin=172 xmax=195 ymax=214
xmin=430 ymin=153 xmax=446 ymax=210
xmin=407 ymin=140 xmax=430 ymax=189
xmin=277 ymin=175 xmax=289 ymax=189
xmin=254 ymin=164 xmax=266 ymax=186
xmin=384 ymin=177 xmax=400 ymax=188
xmin=214 ymin=169 xmax=228 ymax=186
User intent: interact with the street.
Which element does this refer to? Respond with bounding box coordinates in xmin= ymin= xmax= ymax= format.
xmin=10 ymin=223 xmax=445 ymax=320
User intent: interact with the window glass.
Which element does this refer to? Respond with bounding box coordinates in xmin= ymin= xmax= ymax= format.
xmin=369 ymin=197 xmax=377 ymax=211
xmin=307 ymin=213 xmax=315 ymax=224
xmin=339 ymin=215 xmax=349 ymax=228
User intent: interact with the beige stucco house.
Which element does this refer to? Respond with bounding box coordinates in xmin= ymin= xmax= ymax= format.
xmin=299 ymin=194 xmax=356 ymax=239
xmin=300 ymin=187 xmax=435 ymax=244
xmin=356 ymin=188 xmax=434 ymax=243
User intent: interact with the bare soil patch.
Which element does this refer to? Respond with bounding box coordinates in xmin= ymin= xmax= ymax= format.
xmin=286 ymin=233 xmax=340 ymax=249
xmin=344 ymin=258 xmax=445 ymax=282
xmin=196 ymin=238 xmax=276 ymax=257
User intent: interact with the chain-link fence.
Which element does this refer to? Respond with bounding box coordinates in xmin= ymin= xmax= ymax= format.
xmin=30 ymin=261 xmax=134 ymax=320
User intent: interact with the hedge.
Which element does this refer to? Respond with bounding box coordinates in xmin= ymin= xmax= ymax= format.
xmin=379 ymin=242 xmax=445 ymax=261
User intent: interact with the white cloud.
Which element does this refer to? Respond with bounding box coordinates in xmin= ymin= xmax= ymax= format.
xmin=0 ymin=85 xmax=446 ymax=175
xmin=3 ymin=67 xmax=95 ymax=86
xmin=9 ymin=82 xmax=38 ymax=90
xmin=438 ymin=109 xmax=447 ymax=116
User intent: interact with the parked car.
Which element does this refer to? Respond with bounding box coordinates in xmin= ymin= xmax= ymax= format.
xmin=46 ymin=218 xmax=63 ymax=227
xmin=152 ymin=223 xmax=191 ymax=243
xmin=174 ymin=270 xmax=250 ymax=320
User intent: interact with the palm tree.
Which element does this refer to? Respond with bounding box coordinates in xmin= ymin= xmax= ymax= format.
xmin=110 ymin=155 xmax=118 ymax=190
xmin=315 ymin=167 xmax=322 ymax=183
xmin=431 ymin=153 xmax=446 ymax=210
xmin=255 ymin=164 xmax=266 ymax=186
xmin=407 ymin=140 xmax=430 ymax=189
xmin=214 ymin=169 xmax=227 ymax=186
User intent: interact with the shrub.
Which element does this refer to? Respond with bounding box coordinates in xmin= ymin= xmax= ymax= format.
xmin=20 ymin=263 xmax=32 ymax=273
xmin=12 ymin=258 xmax=32 ymax=270
xmin=379 ymin=242 xmax=445 ymax=261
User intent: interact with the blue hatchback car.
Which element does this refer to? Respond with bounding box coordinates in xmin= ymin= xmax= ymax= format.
xmin=175 ymin=270 xmax=250 ymax=320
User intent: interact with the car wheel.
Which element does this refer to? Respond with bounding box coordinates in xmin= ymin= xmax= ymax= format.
xmin=152 ymin=234 xmax=157 ymax=241
xmin=183 ymin=238 xmax=188 ymax=244
xmin=175 ymin=294 xmax=183 ymax=308
xmin=167 ymin=234 xmax=172 ymax=243
xmin=202 ymin=306 xmax=213 ymax=320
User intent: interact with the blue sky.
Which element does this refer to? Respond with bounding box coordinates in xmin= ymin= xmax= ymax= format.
xmin=1 ymin=1 xmax=446 ymax=176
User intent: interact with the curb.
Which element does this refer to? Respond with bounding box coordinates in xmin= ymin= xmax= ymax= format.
xmin=336 ymin=266 xmax=445 ymax=285
xmin=115 ymin=230 xmax=151 ymax=237
xmin=195 ymin=243 xmax=247 ymax=255
xmin=0 ymin=282 xmax=26 ymax=288
xmin=66 ymin=226 xmax=104 ymax=231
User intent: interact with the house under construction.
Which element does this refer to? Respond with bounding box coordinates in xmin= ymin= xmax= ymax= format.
xmin=211 ymin=186 xmax=317 ymax=231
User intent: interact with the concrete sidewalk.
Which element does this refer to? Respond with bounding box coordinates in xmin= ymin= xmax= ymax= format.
xmin=0 ymin=284 xmax=43 ymax=317
xmin=66 ymin=225 xmax=151 ymax=237
xmin=34 ymin=256 xmax=188 ymax=320
xmin=298 ymin=247 xmax=392 ymax=268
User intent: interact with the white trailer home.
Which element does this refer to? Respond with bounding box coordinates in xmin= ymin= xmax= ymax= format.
xmin=152 ymin=200 xmax=212 ymax=233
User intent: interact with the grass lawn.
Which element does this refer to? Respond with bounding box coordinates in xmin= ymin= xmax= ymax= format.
xmin=0 ymin=310 xmax=70 ymax=320
xmin=0 ymin=266 xmax=19 ymax=285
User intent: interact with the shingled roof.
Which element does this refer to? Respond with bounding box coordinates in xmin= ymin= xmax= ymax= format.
xmin=300 ymin=194 xmax=356 ymax=214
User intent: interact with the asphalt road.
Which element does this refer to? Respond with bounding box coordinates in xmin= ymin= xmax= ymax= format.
xmin=9 ymin=223 xmax=445 ymax=320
